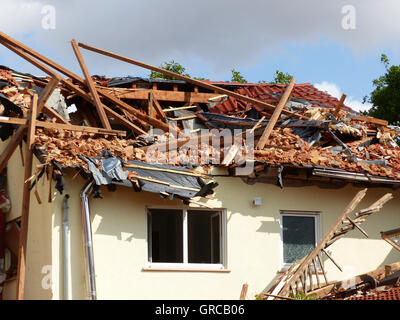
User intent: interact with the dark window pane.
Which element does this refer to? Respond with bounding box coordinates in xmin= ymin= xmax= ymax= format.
xmin=282 ymin=215 xmax=316 ymax=264
xmin=211 ymin=214 xmax=221 ymax=263
xmin=188 ymin=210 xmax=221 ymax=263
xmin=149 ymin=209 xmax=183 ymax=263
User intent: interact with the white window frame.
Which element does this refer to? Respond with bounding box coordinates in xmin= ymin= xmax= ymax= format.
xmin=145 ymin=207 xmax=227 ymax=271
xmin=279 ymin=210 xmax=322 ymax=271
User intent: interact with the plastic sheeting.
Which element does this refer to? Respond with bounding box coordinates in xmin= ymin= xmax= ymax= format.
xmin=82 ymin=153 xmax=217 ymax=199
xmin=0 ymin=93 xmax=23 ymax=141
xmin=124 ymin=160 xmax=217 ymax=199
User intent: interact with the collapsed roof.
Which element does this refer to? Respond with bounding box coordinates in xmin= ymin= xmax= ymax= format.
xmin=0 ymin=30 xmax=400 ymax=206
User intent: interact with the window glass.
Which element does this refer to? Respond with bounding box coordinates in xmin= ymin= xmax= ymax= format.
xmin=282 ymin=215 xmax=316 ymax=264
xmin=149 ymin=209 xmax=183 ymax=263
xmin=148 ymin=209 xmax=223 ymax=265
xmin=187 ymin=210 xmax=221 ymax=263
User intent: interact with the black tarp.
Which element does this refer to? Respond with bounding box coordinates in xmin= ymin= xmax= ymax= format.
xmin=196 ymin=112 xmax=269 ymax=130
xmin=0 ymin=93 xmax=23 ymax=141
xmin=124 ymin=160 xmax=217 ymax=199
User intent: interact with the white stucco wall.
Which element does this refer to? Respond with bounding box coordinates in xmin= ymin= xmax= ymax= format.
xmin=3 ymin=162 xmax=400 ymax=300
xmin=48 ymin=173 xmax=400 ymax=300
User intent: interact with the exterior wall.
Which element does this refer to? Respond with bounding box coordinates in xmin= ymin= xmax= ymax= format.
xmin=0 ymin=140 xmax=53 ymax=300
xmin=48 ymin=173 xmax=400 ymax=300
xmin=2 ymin=149 xmax=400 ymax=299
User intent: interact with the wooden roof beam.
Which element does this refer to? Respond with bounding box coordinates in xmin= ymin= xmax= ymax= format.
xmin=71 ymin=39 xmax=111 ymax=130
xmin=257 ymin=77 xmax=296 ymax=149
xmin=77 ymin=41 xmax=302 ymax=119
xmin=0 ymin=32 xmax=170 ymax=133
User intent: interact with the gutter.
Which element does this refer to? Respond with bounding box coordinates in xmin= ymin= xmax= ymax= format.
xmin=312 ymin=168 xmax=400 ymax=185
xmin=80 ymin=180 xmax=97 ymax=300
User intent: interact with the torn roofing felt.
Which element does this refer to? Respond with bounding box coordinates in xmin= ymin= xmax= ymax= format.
xmin=33 ymin=143 xmax=218 ymax=199
xmin=82 ymin=155 xmax=217 ymax=199
xmin=124 ymin=160 xmax=217 ymax=199
xmin=196 ymin=112 xmax=269 ymax=130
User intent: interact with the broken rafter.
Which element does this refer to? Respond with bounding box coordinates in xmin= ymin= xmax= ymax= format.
xmin=257 ymin=77 xmax=295 ymax=149
xmin=0 ymin=117 xmax=126 ymax=136
xmin=0 ymin=73 xmax=61 ymax=173
xmin=77 ymin=42 xmax=303 ymax=119
xmin=0 ymin=32 xmax=170 ymax=134
xmin=151 ymin=96 xmax=166 ymax=120
xmin=42 ymin=105 xmax=70 ymax=124
xmin=124 ymin=163 xmax=209 ymax=178
xmin=37 ymin=77 xmax=60 ymax=112
xmin=333 ymin=94 xmax=346 ymax=118
xmin=71 ymin=39 xmax=111 ymax=129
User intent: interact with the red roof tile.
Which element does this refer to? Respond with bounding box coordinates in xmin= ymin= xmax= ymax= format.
xmin=343 ymin=286 xmax=400 ymax=300
xmin=209 ymin=83 xmax=355 ymax=115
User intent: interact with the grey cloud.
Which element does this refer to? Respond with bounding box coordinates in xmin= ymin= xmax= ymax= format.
xmin=0 ymin=0 xmax=399 ymax=78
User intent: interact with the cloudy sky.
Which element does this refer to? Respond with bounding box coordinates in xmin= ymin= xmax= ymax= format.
xmin=1 ymin=0 xmax=400 ymax=112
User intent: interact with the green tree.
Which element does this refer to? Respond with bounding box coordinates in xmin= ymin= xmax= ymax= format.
xmin=270 ymin=70 xmax=292 ymax=84
xmin=150 ymin=60 xmax=190 ymax=80
xmin=231 ymin=68 xmax=247 ymax=83
xmin=363 ymin=54 xmax=400 ymax=125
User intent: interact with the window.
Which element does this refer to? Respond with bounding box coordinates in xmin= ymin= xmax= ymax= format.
xmin=280 ymin=211 xmax=321 ymax=269
xmin=146 ymin=208 xmax=226 ymax=270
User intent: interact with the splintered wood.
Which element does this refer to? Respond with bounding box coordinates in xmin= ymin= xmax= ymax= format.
xmin=261 ymin=189 xmax=393 ymax=300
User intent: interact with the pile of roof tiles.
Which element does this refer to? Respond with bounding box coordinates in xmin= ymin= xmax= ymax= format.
xmin=11 ymin=71 xmax=400 ymax=181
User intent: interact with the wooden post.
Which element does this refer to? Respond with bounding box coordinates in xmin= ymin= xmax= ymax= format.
xmin=239 ymin=283 xmax=248 ymax=300
xmin=71 ymin=39 xmax=111 ymax=129
xmin=333 ymin=94 xmax=346 ymax=118
xmin=16 ymin=94 xmax=38 ymax=300
xmin=152 ymin=96 xmax=166 ymax=120
xmin=256 ymin=77 xmax=295 ymax=149
xmin=37 ymin=77 xmax=60 ymax=112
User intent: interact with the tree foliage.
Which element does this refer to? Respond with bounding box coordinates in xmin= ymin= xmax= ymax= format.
xmin=149 ymin=60 xmax=190 ymax=80
xmin=363 ymin=54 xmax=400 ymax=125
xmin=230 ymin=68 xmax=247 ymax=83
xmin=270 ymin=70 xmax=292 ymax=84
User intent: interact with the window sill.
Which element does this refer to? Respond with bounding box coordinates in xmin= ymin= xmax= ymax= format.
xmin=143 ymin=264 xmax=230 ymax=273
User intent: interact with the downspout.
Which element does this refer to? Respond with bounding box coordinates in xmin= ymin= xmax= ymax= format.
xmin=80 ymin=180 xmax=97 ymax=300
xmin=62 ymin=194 xmax=70 ymax=300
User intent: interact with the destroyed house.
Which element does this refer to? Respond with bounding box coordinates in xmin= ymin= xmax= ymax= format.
xmin=0 ymin=31 xmax=399 ymax=300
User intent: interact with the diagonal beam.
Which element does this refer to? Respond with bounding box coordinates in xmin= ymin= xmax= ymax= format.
xmin=77 ymin=41 xmax=303 ymax=119
xmin=37 ymin=77 xmax=60 ymax=112
xmin=0 ymin=32 xmax=171 ymax=133
xmin=256 ymin=77 xmax=295 ymax=149
xmin=71 ymin=39 xmax=111 ymax=129
xmin=333 ymin=94 xmax=346 ymax=118
xmin=42 ymin=104 xmax=70 ymax=124
xmin=0 ymin=75 xmax=60 ymax=173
